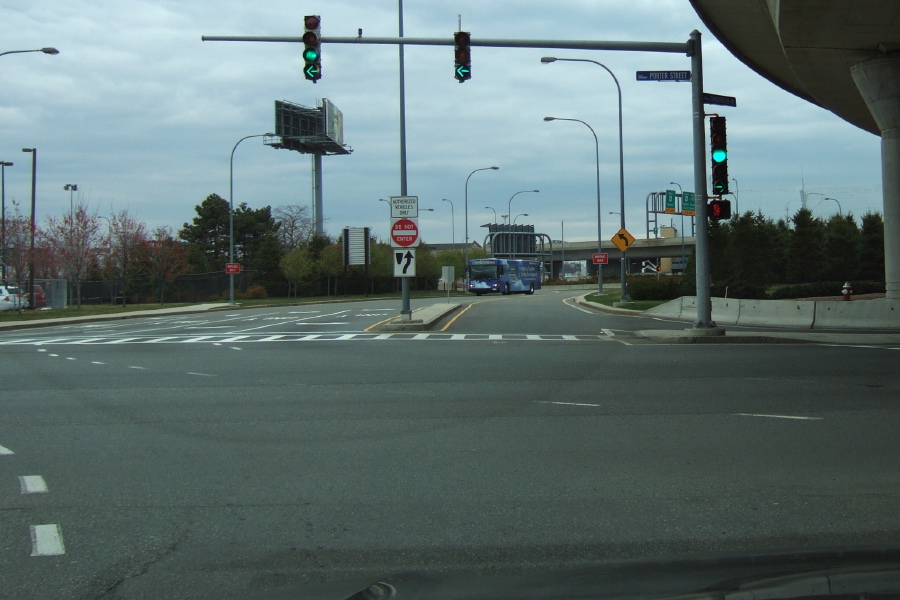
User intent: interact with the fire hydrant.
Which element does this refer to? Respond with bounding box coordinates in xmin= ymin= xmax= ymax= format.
xmin=842 ymin=281 xmax=853 ymax=301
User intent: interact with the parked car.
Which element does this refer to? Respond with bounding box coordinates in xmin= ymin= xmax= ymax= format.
xmin=25 ymin=284 xmax=47 ymax=309
xmin=0 ymin=285 xmax=26 ymax=311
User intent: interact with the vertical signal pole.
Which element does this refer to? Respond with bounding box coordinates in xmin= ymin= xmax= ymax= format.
xmin=398 ymin=0 xmax=411 ymax=318
xmin=689 ymin=29 xmax=714 ymax=329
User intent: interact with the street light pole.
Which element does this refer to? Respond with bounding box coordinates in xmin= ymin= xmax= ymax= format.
xmin=543 ymin=56 xmax=625 ymax=301
xmin=0 ymin=47 xmax=59 ymax=58
xmin=21 ymin=148 xmax=36 ymax=309
xmin=464 ymin=166 xmax=499 ymax=286
xmin=561 ymin=220 xmax=565 ymax=280
xmin=507 ymin=189 xmax=538 ymax=260
xmin=485 ymin=206 xmax=497 ymax=224
xmin=670 ymin=181 xmax=686 ymax=272
xmin=229 ymin=133 xmax=274 ymax=306
xmin=544 ymin=116 xmax=604 ymax=294
xmin=0 ymin=161 xmax=11 ymax=283
xmin=442 ymin=198 xmax=455 ymax=250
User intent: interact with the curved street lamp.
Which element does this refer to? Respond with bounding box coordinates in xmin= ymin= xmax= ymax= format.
xmin=506 ymin=190 xmax=539 ymax=226
xmin=464 ymin=166 xmax=499 ymax=282
xmin=1 ymin=160 xmax=12 ymax=283
xmin=485 ymin=206 xmax=497 ymax=224
xmin=21 ymin=148 xmax=37 ymax=309
xmin=229 ymin=133 xmax=274 ymax=305
xmin=442 ymin=198 xmax=455 ymax=250
xmin=543 ymin=56 xmax=625 ymax=301
xmin=0 ymin=47 xmax=59 ymax=58
xmin=513 ymin=213 xmax=529 ymax=224
xmin=544 ymin=116 xmax=604 ymax=294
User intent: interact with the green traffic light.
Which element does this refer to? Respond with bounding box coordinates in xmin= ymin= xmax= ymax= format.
xmin=303 ymin=47 xmax=320 ymax=63
xmin=712 ymin=148 xmax=727 ymax=163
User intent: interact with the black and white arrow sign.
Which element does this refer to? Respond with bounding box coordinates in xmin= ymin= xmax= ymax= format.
xmin=393 ymin=249 xmax=416 ymax=277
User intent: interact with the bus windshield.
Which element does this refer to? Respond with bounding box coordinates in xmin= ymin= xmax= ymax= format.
xmin=470 ymin=264 xmax=500 ymax=281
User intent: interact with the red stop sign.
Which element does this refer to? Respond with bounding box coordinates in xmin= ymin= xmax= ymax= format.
xmin=391 ymin=219 xmax=419 ymax=247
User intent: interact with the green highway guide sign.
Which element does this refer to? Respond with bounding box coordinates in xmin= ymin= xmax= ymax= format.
xmin=665 ymin=190 xmax=676 ymax=214
xmin=682 ymin=191 xmax=696 ymax=216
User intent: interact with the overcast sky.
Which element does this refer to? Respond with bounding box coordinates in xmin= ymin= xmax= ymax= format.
xmin=1 ymin=0 xmax=884 ymax=245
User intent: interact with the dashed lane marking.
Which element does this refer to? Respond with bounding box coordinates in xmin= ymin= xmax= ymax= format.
xmin=2 ymin=332 xmax=614 ymax=346
xmin=0 ymin=444 xmax=14 ymax=455
xmin=30 ymin=524 xmax=65 ymax=556
xmin=19 ymin=475 xmax=48 ymax=494
xmin=733 ymin=413 xmax=823 ymax=421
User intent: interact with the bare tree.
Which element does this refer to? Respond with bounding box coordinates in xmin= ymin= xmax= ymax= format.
xmin=2 ymin=199 xmax=33 ymax=284
xmin=273 ymin=204 xmax=314 ymax=251
xmin=42 ymin=202 xmax=104 ymax=308
xmin=147 ymin=226 xmax=190 ymax=304
xmin=107 ymin=209 xmax=148 ymax=307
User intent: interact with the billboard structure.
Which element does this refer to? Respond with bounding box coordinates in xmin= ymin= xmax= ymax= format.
xmin=268 ymin=99 xmax=352 ymax=236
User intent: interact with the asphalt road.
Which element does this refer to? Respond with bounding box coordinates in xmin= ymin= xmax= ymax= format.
xmin=1 ymin=291 xmax=899 ymax=599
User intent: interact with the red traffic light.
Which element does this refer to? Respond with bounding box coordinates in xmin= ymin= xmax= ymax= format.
xmin=305 ymin=15 xmax=320 ymax=30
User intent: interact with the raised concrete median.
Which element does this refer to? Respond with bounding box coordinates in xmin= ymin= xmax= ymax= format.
xmin=370 ymin=303 xmax=462 ymax=332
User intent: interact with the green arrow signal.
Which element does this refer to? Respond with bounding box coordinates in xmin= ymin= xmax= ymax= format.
xmin=455 ymin=65 xmax=470 ymax=80
xmin=304 ymin=64 xmax=320 ymax=80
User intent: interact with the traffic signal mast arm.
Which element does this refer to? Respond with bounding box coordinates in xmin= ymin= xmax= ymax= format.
xmin=202 ymin=34 xmax=688 ymax=54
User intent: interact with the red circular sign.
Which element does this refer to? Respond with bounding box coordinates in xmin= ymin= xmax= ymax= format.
xmin=391 ymin=219 xmax=419 ymax=247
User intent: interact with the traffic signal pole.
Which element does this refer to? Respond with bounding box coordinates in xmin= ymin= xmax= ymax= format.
xmin=202 ymin=30 xmax=719 ymax=329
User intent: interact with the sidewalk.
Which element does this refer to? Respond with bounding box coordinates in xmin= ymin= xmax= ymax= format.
xmin=0 ymin=303 xmax=227 ymax=332
xmin=573 ymin=294 xmax=900 ymax=346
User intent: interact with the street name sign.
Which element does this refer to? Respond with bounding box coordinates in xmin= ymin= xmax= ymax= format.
xmin=611 ymin=228 xmax=636 ymax=252
xmin=393 ymin=249 xmax=416 ymax=277
xmin=636 ymin=70 xmax=691 ymax=82
xmin=390 ymin=196 xmax=418 ymax=219
xmin=592 ymin=253 xmax=609 ymax=265
xmin=703 ymin=92 xmax=737 ymax=107
xmin=390 ymin=218 xmax=419 ymax=247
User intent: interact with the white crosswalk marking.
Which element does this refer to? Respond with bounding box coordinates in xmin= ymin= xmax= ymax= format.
xmin=0 ymin=333 xmax=611 ymax=346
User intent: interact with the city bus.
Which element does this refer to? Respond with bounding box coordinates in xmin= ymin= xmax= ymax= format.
xmin=468 ymin=258 xmax=542 ymax=296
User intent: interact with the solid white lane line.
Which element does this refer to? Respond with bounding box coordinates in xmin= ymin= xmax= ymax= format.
xmin=0 ymin=444 xmax=14 ymax=455
xmin=734 ymin=413 xmax=823 ymax=421
xmin=19 ymin=475 xmax=48 ymax=494
xmin=489 ymin=334 xmax=503 ymax=340
xmin=30 ymin=524 xmax=65 ymax=556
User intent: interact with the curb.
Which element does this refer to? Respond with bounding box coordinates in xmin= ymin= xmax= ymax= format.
xmin=633 ymin=330 xmax=815 ymax=344
xmin=371 ymin=303 xmax=462 ymax=332
xmin=574 ymin=294 xmax=644 ymax=316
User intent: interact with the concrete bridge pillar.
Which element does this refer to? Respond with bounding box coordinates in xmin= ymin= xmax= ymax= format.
xmin=851 ymin=55 xmax=900 ymax=299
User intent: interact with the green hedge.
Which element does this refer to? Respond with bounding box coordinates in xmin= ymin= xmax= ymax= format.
xmin=627 ymin=275 xmax=688 ymax=301
xmin=766 ymin=280 xmax=885 ymax=299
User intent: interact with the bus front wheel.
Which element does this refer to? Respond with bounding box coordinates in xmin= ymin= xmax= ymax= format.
xmin=527 ymin=282 xmax=535 ymax=295
xmin=503 ymin=283 xmax=510 ymax=295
